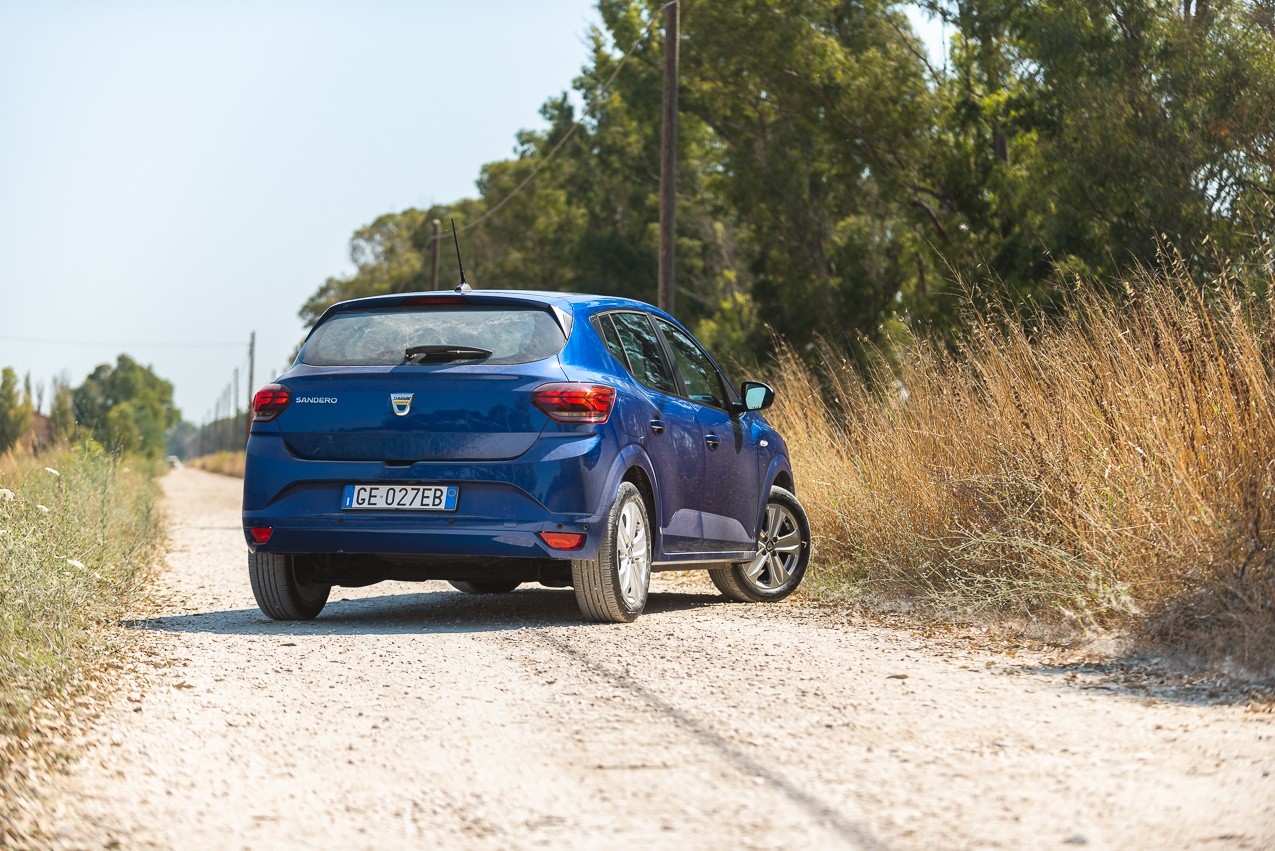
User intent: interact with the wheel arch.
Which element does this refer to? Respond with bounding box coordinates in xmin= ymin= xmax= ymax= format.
xmin=750 ymin=456 xmax=795 ymax=539
xmin=621 ymin=463 xmax=657 ymax=535
xmin=601 ymin=443 xmax=665 ymax=558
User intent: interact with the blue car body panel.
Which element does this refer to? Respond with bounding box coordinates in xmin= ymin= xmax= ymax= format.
xmin=242 ymin=290 xmax=792 ymax=570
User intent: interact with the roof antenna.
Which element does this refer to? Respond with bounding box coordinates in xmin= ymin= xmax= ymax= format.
xmin=451 ymin=218 xmax=472 ymax=293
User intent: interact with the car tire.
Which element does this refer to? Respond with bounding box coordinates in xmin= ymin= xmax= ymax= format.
xmin=710 ymin=486 xmax=810 ymax=603
xmin=572 ymin=481 xmax=651 ymax=623
xmin=448 ymin=580 xmax=521 ymax=594
xmin=249 ymin=551 xmax=330 ymax=620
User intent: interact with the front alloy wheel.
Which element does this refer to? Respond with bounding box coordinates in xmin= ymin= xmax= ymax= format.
xmin=710 ymin=486 xmax=810 ymax=602
xmin=572 ymin=481 xmax=651 ymax=623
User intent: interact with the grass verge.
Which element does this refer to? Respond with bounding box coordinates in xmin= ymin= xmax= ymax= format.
xmin=188 ymin=450 xmax=245 ymax=478
xmin=0 ymin=444 xmax=165 ymax=841
xmin=769 ymin=265 xmax=1274 ymax=681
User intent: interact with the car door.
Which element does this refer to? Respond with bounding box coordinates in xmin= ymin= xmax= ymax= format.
xmin=601 ymin=311 xmax=705 ymax=554
xmin=652 ymin=318 xmax=761 ymax=553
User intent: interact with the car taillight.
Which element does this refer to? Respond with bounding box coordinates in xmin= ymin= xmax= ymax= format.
xmin=252 ymin=384 xmax=291 ymax=421
xmin=402 ymin=295 xmax=468 ymax=306
xmin=532 ymin=383 xmax=616 ymax=424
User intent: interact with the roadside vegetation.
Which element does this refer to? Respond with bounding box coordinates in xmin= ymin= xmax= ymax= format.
xmin=188 ymin=450 xmax=246 ymax=478
xmin=288 ymin=1 xmax=1274 ymax=678
xmin=768 ymin=262 xmax=1274 ymax=679
xmin=0 ymin=444 xmax=166 ymax=838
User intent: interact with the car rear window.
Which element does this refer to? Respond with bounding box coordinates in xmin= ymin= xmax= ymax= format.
xmin=300 ymin=307 xmax=567 ymax=366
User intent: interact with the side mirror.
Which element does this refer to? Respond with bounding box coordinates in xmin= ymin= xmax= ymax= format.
xmin=740 ymin=381 xmax=775 ymax=412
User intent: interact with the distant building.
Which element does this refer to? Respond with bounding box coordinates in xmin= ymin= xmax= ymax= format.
xmin=20 ymin=411 xmax=51 ymax=453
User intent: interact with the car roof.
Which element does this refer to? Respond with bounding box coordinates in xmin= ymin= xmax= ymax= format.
xmin=318 ymin=289 xmax=673 ymax=323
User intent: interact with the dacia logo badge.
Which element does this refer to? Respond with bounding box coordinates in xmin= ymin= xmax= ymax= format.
xmin=390 ymin=393 xmax=413 ymax=417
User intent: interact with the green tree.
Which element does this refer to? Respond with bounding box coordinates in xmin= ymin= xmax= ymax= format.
xmin=297 ymin=0 xmax=1275 ymax=366
xmin=0 ymin=367 xmax=33 ymax=453
xmin=73 ymin=355 xmax=180 ymax=457
xmin=103 ymin=404 xmax=141 ymax=455
xmin=47 ymin=375 xmax=78 ymax=444
xmin=915 ymin=0 xmax=1275 ymax=313
xmin=298 ymin=208 xmax=431 ymax=327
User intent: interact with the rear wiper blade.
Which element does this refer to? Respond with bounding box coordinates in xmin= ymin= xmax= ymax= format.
xmin=404 ymin=344 xmax=493 ymax=362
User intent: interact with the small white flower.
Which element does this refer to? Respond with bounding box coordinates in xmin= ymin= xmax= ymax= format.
xmin=122 ymin=467 xmax=131 ymax=473
xmin=67 ymin=558 xmax=86 ymax=570
xmin=35 ymin=504 xmax=49 ymax=513
xmin=0 ymin=488 xmax=13 ymax=501
xmin=44 ymin=467 xmax=60 ymax=477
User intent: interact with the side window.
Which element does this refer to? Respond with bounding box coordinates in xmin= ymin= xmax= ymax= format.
xmin=608 ymin=312 xmax=679 ymax=396
xmin=654 ymin=319 xmax=727 ymax=409
xmin=591 ymin=315 xmax=630 ymax=370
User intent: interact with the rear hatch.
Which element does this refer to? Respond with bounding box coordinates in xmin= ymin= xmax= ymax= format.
xmin=276 ymin=300 xmax=569 ymax=462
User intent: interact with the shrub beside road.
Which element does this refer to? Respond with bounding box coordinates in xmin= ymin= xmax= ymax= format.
xmin=771 ymin=267 xmax=1274 ymax=680
xmin=0 ymin=444 xmax=164 ymax=840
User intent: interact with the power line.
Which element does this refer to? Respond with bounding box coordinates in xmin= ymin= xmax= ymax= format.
xmin=0 ymin=335 xmax=245 ymax=349
xmin=454 ymin=1 xmax=674 ymax=236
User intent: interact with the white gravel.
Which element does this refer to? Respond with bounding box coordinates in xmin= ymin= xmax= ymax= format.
xmin=31 ymin=468 xmax=1275 ymax=849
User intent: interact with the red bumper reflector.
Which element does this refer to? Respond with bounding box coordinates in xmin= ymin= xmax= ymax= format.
xmin=249 ymin=527 xmax=273 ymax=544
xmin=538 ymin=531 xmax=586 ymax=551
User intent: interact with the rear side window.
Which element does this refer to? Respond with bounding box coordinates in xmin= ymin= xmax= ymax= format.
xmin=592 ymin=314 xmax=629 ymax=367
xmin=300 ymin=307 xmax=567 ymax=366
xmin=607 ymin=312 xmax=678 ymax=396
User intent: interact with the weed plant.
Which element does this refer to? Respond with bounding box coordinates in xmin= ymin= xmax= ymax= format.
xmin=0 ymin=443 xmax=163 ymax=827
xmin=188 ymin=450 xmax=245 ymax=478
xmin=768 ymin=264 xmax=1275 ymax=678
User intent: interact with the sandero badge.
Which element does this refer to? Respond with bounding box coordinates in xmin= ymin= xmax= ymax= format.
xmin=390 ymin=393 xmax=413 ymax=416
xmin=242 ymin=289 xmax=811 ymax=624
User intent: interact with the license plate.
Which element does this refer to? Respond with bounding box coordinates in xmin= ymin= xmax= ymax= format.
xmin=341 ymin=484 xmax=458 ymax=511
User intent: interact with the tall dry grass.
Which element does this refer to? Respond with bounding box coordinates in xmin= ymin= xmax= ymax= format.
xmin=188 ymin=450 xmax=245 ymax=478
xmin=769 ymin=265 xmax=1274 ymax=677
xmin=0 ymin=444 xmax=164 ymax=838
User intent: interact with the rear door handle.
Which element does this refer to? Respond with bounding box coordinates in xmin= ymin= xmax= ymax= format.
xmin=705 ymin=433 xmax=721 ymax=451
xmin=649 ymin=418 xmax=666 ymax=435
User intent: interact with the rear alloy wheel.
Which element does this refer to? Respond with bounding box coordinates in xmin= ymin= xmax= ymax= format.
xmin=572 ymin=481 xmax=651 ymax=623
xmin=249 ymin=551 xmax=331 ymax=620
xmin=710 ymin=486 xmax=810 ymax=603
xmin=448 ymin=580 xmax=521 ymax=594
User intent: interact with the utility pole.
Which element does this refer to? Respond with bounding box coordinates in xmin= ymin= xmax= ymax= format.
xmin=244 ymin=331 xmax=255 ymax=445
xmin=429 ymin=219 xmax=442 ymax=290
xmin=658 ymin=0 xmax=680 ymax=315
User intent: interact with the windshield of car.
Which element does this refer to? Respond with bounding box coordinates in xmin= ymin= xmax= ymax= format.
xmin=300 ymin=306 xmax=567 ymax=366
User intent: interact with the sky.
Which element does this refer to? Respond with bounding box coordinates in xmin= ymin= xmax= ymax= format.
xmin=0 ymin=1 xmax=945 ymax=428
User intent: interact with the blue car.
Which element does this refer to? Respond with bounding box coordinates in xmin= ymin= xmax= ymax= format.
xmin=242 ymin=289 xmax=810 ymax=623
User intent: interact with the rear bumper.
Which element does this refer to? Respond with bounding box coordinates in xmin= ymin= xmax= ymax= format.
xmin=242 ymin=430 xmax=616 ymax=560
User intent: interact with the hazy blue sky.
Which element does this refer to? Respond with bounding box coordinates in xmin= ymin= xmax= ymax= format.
xmin=0 ymin=1 xmax=944 ymax=427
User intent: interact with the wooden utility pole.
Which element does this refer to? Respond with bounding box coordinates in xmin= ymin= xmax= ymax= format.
xmin=244 ymin=331 xmax=255 ymax=445
xmin=429 ymin=219 xmax=442 ymax=290
xmin=658 ymin=0 xmax=679 ymax=315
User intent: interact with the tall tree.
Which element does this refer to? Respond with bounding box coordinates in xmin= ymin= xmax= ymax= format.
xmin=298 ymin=0 xmax=1275 ymax=365
xmin=0 ymin=367 xmax=33 ymax=453
xmin=73 ymin=355 xmax=180 ymax=457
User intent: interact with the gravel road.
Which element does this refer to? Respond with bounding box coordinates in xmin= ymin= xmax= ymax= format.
xmin=31 ymin=468 xmax=1275 ymax=848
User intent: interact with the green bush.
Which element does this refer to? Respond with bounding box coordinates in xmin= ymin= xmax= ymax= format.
xmin=0 ymin=443 xmax=164 ymax=822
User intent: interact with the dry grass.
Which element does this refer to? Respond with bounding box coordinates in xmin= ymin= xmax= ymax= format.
xmin=770 ymin=265 xmax=1275 ymax=680
xmin=188 ymin=450 xmax=245 ymax=478
xmin=0 ymin=445 xmax=164 ymax=838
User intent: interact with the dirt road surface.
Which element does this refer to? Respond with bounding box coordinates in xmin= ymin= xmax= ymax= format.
xmin=29 ymin=468 xmax=1275 ymax=848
